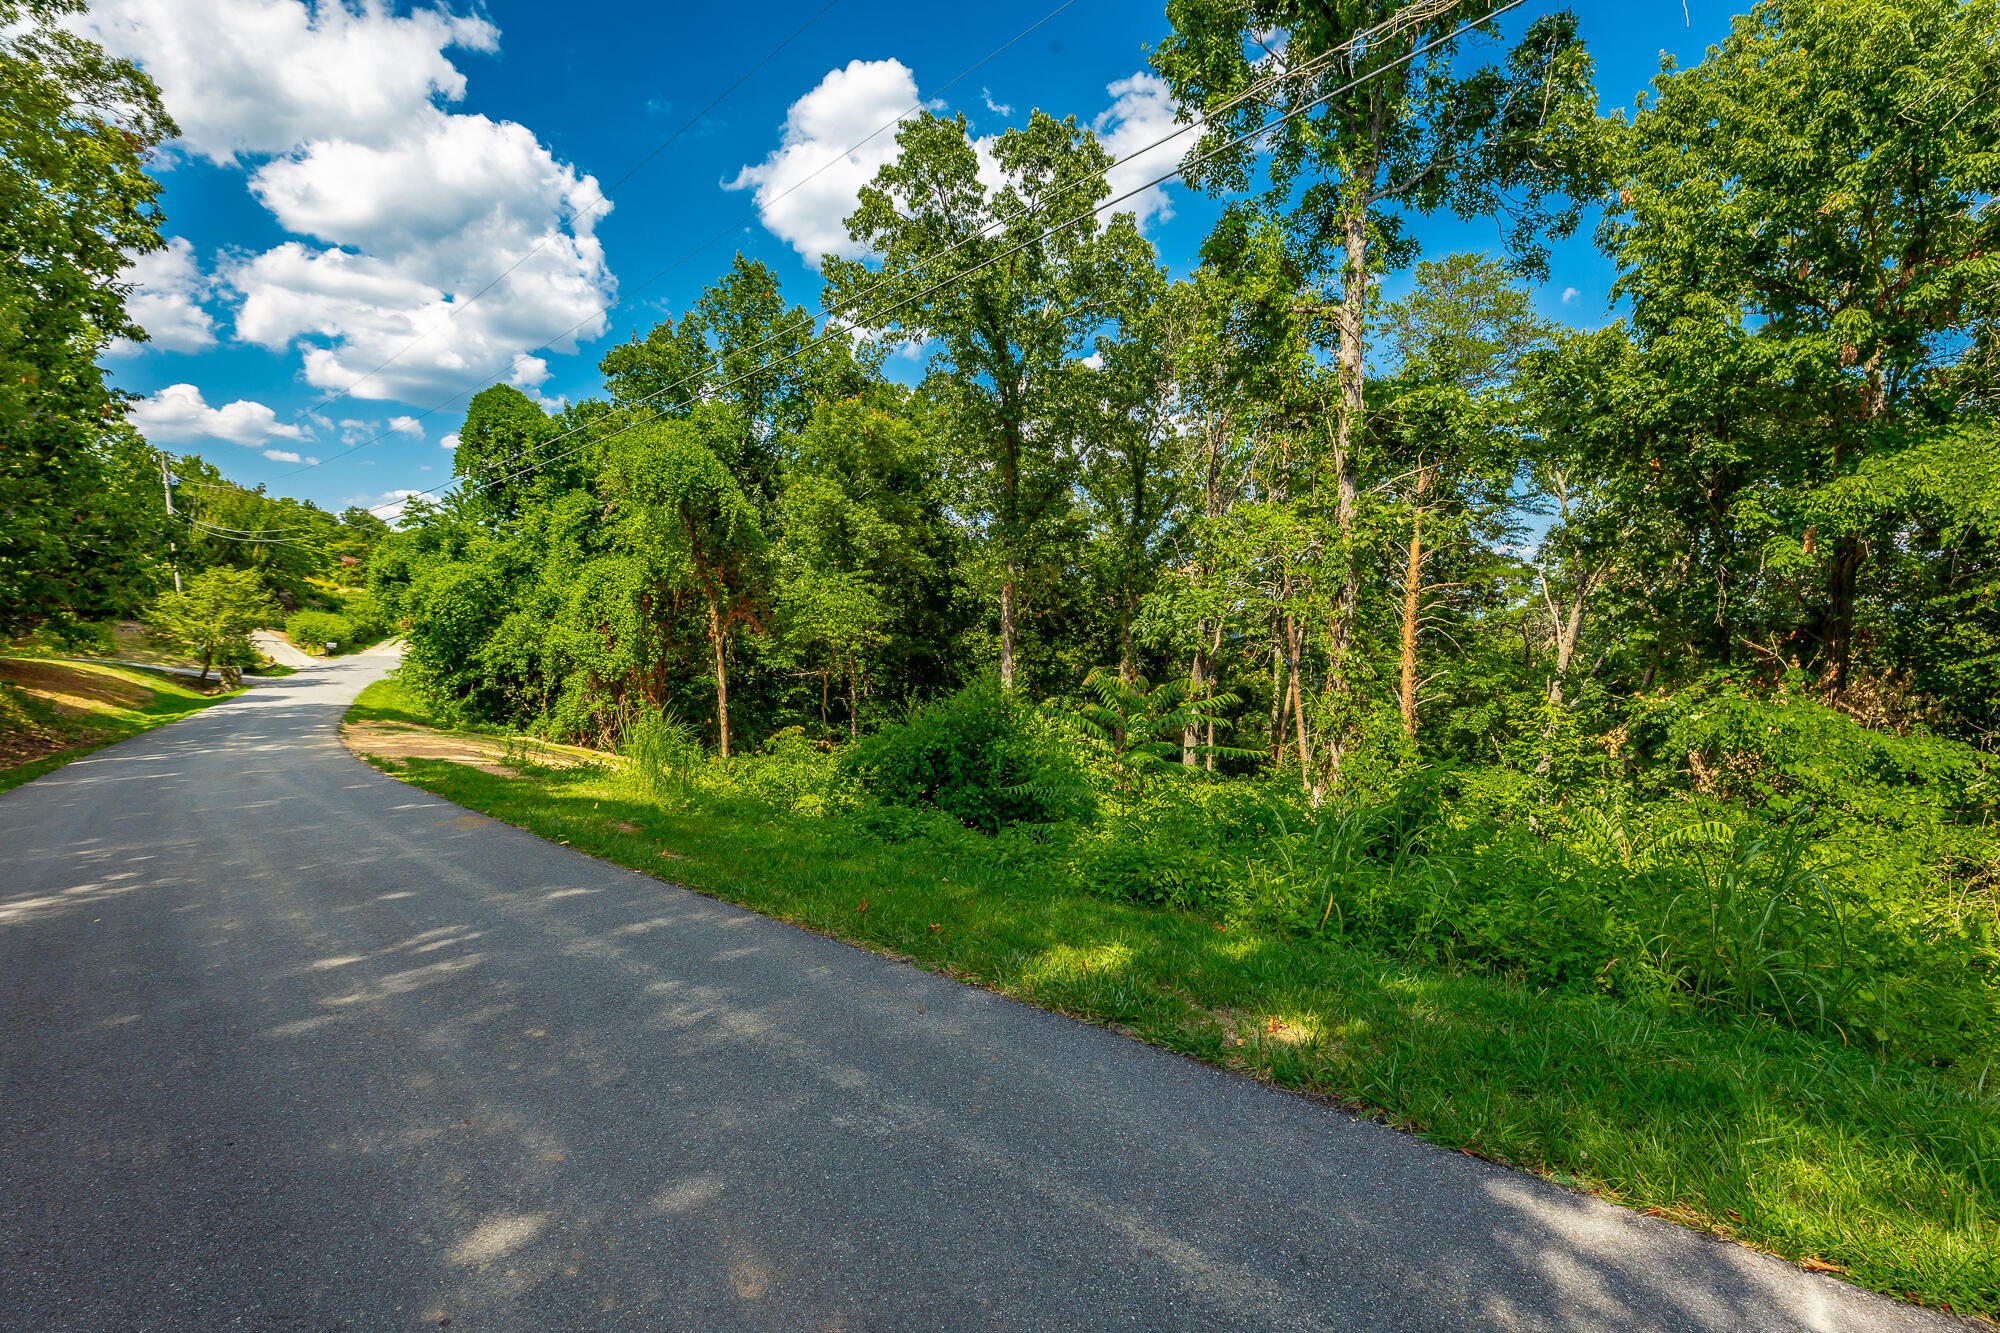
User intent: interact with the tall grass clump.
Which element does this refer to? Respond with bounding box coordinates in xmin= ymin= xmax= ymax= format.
xmin=623 ymin=711 xmax=705 ymax=805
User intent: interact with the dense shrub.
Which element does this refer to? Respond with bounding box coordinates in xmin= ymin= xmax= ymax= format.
xmin=285 ymin=610 xmax=352 ymax=654
xmin=1071 ymin=780 xmax=1301 ymax=909
xmin=331 ymin=590 xmax=386 ymax=644
xmin=1051 ymin=752 xmax=1999 ymax=1066
xmin=1630 ymin=677 xmax=1996 ymax=830
xmin=846 ymin=678 xmax=1090 ymax=833
xmin=283 ymin=590 xmax=385 ymax=658
xmin=728 ymin=727 xmax=853 ymax=816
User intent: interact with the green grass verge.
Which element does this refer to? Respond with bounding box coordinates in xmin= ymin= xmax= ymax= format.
xmin=0 ymin=657 xmax=243 ymax=794
xmin=347 ymin=676 xmax=2000 ymax=1319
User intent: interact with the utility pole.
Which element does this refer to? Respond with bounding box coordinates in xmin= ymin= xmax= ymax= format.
xmin=159 ymin=451 xmax=182 ymax=593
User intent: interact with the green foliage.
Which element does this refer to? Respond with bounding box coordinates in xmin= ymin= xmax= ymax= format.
xmin=145 ymin=568 xmax=273 ymax=680
xmin=283 ymin=589 xmax=384 ymax=658
xmin=0 ymin=1 xmax=175 ymax=638
xmin=622 ymin=711 xmax=705 ymax=805
xmin=284 ymin=611 xmax=349 ymax=655
xmin=1060 ymin=667 xmax=1248 ymax=790
xmin=1632 ymin=678 xmax=1995 ymax=829
xmin=727 ymin=727 xmax=852 ymax=817
xmin=847 ymin=678 xmax=1087 ymax=833
xmin=165 ymin=454 xmax=395 ymax=608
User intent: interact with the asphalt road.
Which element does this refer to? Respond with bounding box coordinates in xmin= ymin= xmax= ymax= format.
xmin=0 ymin=655 xmax=1963 ymax=1331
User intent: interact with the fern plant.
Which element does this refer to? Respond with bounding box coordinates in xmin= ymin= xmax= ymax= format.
xmin=1057 ymin=667 xmax=1251 ymax=791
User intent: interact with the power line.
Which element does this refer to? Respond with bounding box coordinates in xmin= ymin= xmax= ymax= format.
xmin=177 ymin=515 xmax=320 ymax=549
xmin=420 ymin=1 xmax=1526 ymax=509
xmin=261 ymin=0 xmax=843 ymax=439
xmin=269 ymin=0 xmax=1085 ymax=485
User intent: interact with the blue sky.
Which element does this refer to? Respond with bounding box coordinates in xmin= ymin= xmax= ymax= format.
xmin=89 ymin=0 xmax=1745 ymax=517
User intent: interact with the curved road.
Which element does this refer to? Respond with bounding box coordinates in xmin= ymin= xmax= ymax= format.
xmin=0 ymin=656 xmax=1959 ymax=1331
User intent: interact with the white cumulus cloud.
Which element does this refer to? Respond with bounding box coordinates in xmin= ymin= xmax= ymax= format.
xmin=734 ymin=63 xmax=1184 ymax=268
xmin=108 ymin=237 xmax=216 ymax=356
xmin=364 ymin=488 xmax=423 ymax=523
xmin=79 ymin=0 xmax=497 ymax=163
xmin=85 ymin=0 xmax=614 ymax=404
xmin=130 ymin=383 xmax=308 ymax=447
xmin=439 ymin=431 xmax=460 ymax=450
xmin=728 ymin=58 xmax=932 ymax=266
xmin=262 ymin=448 xmax=303 ymax=463
xmin=1092 ymin=74 xmax=1184 ymax=229
xmin=388 ymin=415 xmax=423 ymax=437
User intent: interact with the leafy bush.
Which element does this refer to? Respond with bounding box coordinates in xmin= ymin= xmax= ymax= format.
xmin=1072 ymin=780 xmax=1299 ymax=909
xmin=846 ymin=678 xmax=1090 ymax=833
xmin=285 ymin=610 xmax=352 ymax=654
xmin=331 ymin=589 xmax=386 ymax=643
xmin=842 ymin=801 xmax=972 ymax=846
xmin=283 ymin=588 xmax=388 ymax=658
xmin=729 ymin=727 xmax=853 ymax=816
xmin=1630 ymin=676 xmax=1995 ymax=830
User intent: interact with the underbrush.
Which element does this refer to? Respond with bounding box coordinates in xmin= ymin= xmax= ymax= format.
xmin=616 ymin=679 xmax=2000 ymax=1073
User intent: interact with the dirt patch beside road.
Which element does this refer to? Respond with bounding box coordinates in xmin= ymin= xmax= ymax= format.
xmin=341 ymin=720 xmax=608 ymax=778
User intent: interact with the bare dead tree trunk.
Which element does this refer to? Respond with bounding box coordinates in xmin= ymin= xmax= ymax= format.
xmin=1398 ymin=468 xmax=1429 ymax=736
xmin=999 ymin=562 xmax=1017 ymax=692
xmin=847 ymin=655 xmax=860 ymax=740
xmin=1540 ymin=563 xmax=1599 ymax=709
xmin=708 ymin=598 xmax=730 ymax=759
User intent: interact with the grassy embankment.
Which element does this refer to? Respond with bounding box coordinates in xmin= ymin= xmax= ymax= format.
xmin=347 ymin=675 xmax=1999 ymax=1320
xmin=0 ymin=657 xmax=242 ymax=793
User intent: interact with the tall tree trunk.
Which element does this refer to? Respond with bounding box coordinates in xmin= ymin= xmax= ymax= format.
xmin=1547 ymin=589 xmax=1587 ymax=707
xmin=707 ymin=598 xmax=730 ymax=759
xmin=1321 ymin=193 xmax=1370 ymax=792
xmin=1825 ymin=534 xmax=1863 ymax=694
xmin=999 ymin=562 xmax=1017 ymax=692
xmin=1204 ymin=620 xmax=1223 ymax=772
xmin=1269 ymin=633 xmax=1286 ymax=768
xmin=1398 ymin=470 xmax=1428 ymax=736
xmin=847 ymin=655 xmax=860 ymax=740
xmin=1183 ymin=642 xmax=1204 ymax=766
xmin=1286 ymin=615 xmax=1312 ymax=792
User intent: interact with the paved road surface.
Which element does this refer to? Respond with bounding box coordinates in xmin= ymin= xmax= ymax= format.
xmin=0 ymin=655 xmax=1961 ymax=1331
xmin=250 ymin=629 xmax=318 ymax=670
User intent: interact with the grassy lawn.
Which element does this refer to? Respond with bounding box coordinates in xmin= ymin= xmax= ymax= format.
xmin=0 ymin=657 xmax=243 ymax=794
xmin=347 ymin=676 xmax=1999 ymax=1320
